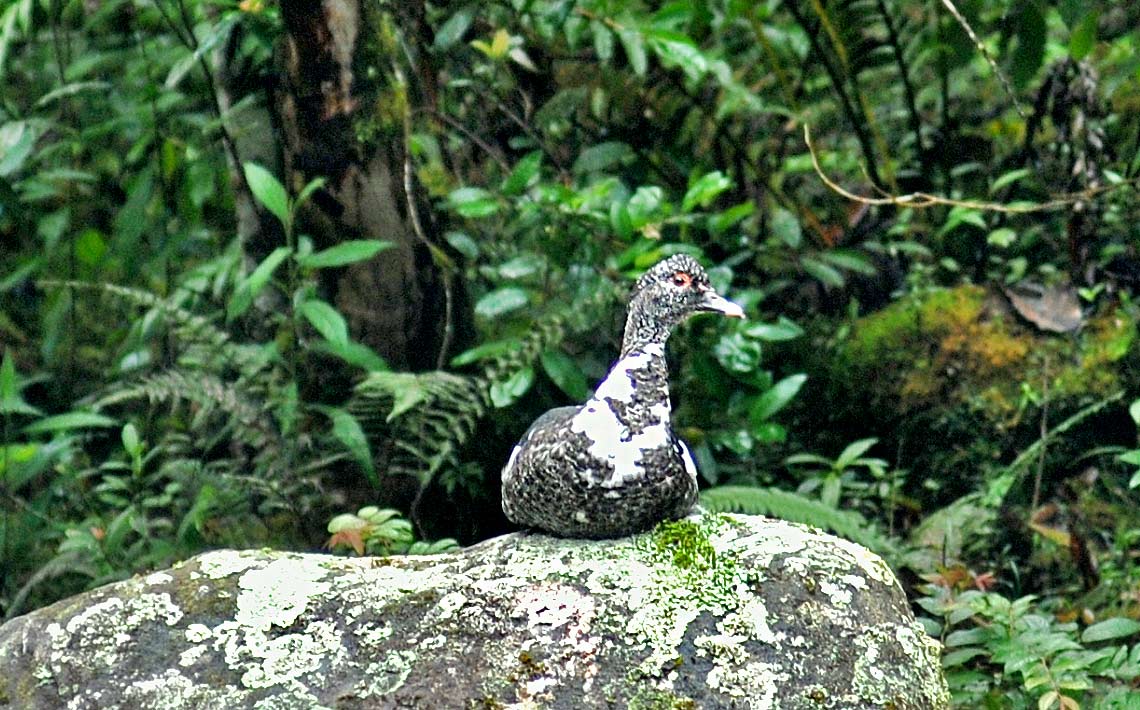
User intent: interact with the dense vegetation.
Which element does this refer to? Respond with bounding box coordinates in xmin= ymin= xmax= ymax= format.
xmin=2 ymin=0 xmax=1140 ymax=706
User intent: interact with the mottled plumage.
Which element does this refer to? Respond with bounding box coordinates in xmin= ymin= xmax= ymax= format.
xmin=501 ymin=255 xmax=744 ymax=538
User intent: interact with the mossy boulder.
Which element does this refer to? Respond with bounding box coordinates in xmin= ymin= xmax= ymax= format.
xmin=798 ymin=285 xmax=1137 ymax=497
xmin=0 ymin=514 xmax=948 ymax=709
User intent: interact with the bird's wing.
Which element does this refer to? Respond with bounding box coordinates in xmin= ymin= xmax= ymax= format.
xmin=501 ymin=405 xmax=579 ymax=484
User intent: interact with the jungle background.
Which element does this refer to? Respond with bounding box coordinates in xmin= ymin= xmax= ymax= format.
xmin=2 ymin=0 xmax=1140 ymax=706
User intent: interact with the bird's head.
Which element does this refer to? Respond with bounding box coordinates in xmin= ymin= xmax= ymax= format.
xmin=623 ymin=254 xmax=744 ymax=353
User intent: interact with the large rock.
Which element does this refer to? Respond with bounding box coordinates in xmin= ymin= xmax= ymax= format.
xmin=0 ymin=514 xmax=948 ymax=709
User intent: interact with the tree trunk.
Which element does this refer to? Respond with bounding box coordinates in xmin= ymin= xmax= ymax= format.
xmin=272 ymin=0 xmax=466 ymax=371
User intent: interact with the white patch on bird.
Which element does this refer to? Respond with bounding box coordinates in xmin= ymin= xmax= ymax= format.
xmin=501 ymin=444 xmax=523 ymax=484
xmin=574 ymin=510 xmax=589 ymax=523
xmin=570 ymin=344 xmax=671 ymax=488
xmin=677 ymin=439 xmax=699 ymax=485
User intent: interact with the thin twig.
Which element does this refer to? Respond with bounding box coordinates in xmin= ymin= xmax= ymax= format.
xmin=938 ymin=0 xmax=1025 ymax=119
xmin=804 ymin=124 xmax=1140 ymax=213
xmin=423 ymin=107 xmax=510 ymax=172
xmin=395 ymin=66 xmax=457 ymax=371
xmin=785 ymin=0 xmax=884 ymax=189
xmin=1030 ymin=358 xmax=1050 ymax=512
xmin=875 ymin=0 xmax=926 ymax=164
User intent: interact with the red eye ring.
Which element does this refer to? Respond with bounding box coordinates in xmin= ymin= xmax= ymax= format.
xmin=671 ymin=271 xmax=693 ymax=288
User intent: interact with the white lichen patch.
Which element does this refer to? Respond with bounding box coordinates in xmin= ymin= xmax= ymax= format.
xmin=185 ymin=623 xmax=212 ymax=643
xmin=357 ymin=649 xmax=416 ymax=698
xmin=353 ymin=621 xmax=392 ymax=648
xmin=706 ymin=660 xmax=787 ymax=707
xmin=426 ymin=590 xmax=468 ymax=622
xmin=239 ymin=619 xmax=342 ymax=690
xmin=145 ymin=572 xmax=173 ymax=586
xmin=233 ymin=556 xmax=331 ymax=630
xmin=119 ymin=669 xmax=242 ymax=709
xmin=45 ymin=591 xmax=185 ymax=693
xmin=197 ymin=549 xmax=267 ymax=580
xmin=178 ymin=644 xmax=208 ymax=667
xmin=721 ymin=597 xmax=782 ymax=645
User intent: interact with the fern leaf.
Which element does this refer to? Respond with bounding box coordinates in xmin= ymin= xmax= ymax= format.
xmin=700 ymin=485 xmax=899 ymax=560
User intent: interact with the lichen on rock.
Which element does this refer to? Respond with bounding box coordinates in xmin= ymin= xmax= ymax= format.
xmin=0 ymin=513 xmax=948 ymax=709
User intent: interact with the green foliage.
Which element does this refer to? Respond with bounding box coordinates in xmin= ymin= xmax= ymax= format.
xmin=700 ymin=485 xmax=897 ymax=561
xmin=326 ymin=506 xmax=458 ymax=556
xmin=918 ymin=585 xmax=1140 ymax=708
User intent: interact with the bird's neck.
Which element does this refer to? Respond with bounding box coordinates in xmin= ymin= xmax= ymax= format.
xmin=592 ymin=343 xmax=672 ymax=427
xmin=620 ymin=303 xmax=675 ymax=358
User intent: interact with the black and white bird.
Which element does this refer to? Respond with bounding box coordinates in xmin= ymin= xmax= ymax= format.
xmin=501 ymin=254 xmax=745 ymax=539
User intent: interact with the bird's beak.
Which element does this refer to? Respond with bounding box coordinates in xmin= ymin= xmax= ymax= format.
xmin=697 ymin=289 xmax=746 ymax=318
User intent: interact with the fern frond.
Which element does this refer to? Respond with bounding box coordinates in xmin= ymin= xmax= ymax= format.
xmin=40 ymin=280 xmax=270 ymax=379
xmin=701 ymin=485 xmax=899 ymax=560
xmin=347 ymin=285 xmax=619 ymax=489
xmin=95 ymin=369 xmax=279 ymax=450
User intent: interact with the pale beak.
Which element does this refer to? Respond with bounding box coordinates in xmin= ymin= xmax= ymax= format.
xmin=697 ymin=290 xmax=746 ymax=318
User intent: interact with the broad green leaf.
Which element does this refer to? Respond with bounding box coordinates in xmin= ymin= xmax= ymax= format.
xmin=709 ymin=202 xmax=755 ymax=236
xmin=121 ymin=423 xmax=141 ymax=456
xmin=449 ymin=186 xmax=499 ymax=218
xmin=800 ymin=257 xmax=844 ymax=287
xmin=314 ymin=340 xmax=388 ymax=372
xmin=820 ymin=250 xmax=876 ymax=276
xmin=23 ymin=411 xmax=116 ymax=434
xmin=295 ymin=177 xmax=327 ymax=209
xmin=450 ymin=339 xmax=519 ymax=367
xmin=227 ymin=246 xmax=292 ymax=321
xmin=0 ymin=349 xmax=40 ymax=416
xmin=490 ymin=366 xmax=534 ymax=408
xmin=713 ymin=332 xmax=762 ymax=374
xmin=990 ymin=168 xmax=1031 ymax=193
xmin=324 ymin=407 xmax=378 ymax=487
xmin=617 ymin=24 xmax=647 ymax=76
xmin=836 ymin=438 xmax=879 ymax=470
xmin=297 ymin=240 xmax=393 ymax=269
xmin=1069 ymin=12 xmax=1097 ymax=61
xmin=987 ymin=228 xmax=1017 ymax=248
xmin=475 ymin=287 xmax=529 ymax=319
xmin=750 ymin=373 xmax=807 ymax=423
xmin=1129 ymin=398 xmax=1140 ymax=425
xmin=682 ymin=171 xmax=732 ymax=212
xmin=34 ymin=81 xmax=111 ymax=107
xmin=540 ymin=349 xmax=589 ymax=400
xmin=298 ymin=299 xmax=349 ymax=347
xmin=1081 ymin=617 xmax=1140 ymax=643
xmin=444 ymin=231 xmax=479 ymax=259
xmin=591 ymin=20 xmax=613 ymax=62
xmin=104 ymin=506 xmax=137 ymax=554
xmin=74 ymin=229 xmax=107 ymax=267
xmin=502 ymin=151 xmax=542 ymax=195
xmin=1130 ymin=470 xmax=1140 ymax=489
xmin=572 ymin=141 xmax=632 ymax=175
xmin=242 ymin=162 xmax=289 ymax=226
xmin=626 ymin=186 xmax=665 ymax=227
xmin=114 ymin=165 xmax=155 ymax=251
xmin=646 ymin=29 xmax=706 ymax=82
xmin=433 ymin=8 xmax=474 ymax=50
xmin=0 ymin=120 xmax=35 ymax=177
xmin=744 ymin=317 xmax=803 ymax=342
xmin=770 ymin=207 xmax=801 ymax=248
xmin=498 ymin=254 xmax=544 ymax=280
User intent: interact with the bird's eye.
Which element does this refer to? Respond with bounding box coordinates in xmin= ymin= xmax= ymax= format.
xmin=671 ymin=271 xmax=693 ymax=288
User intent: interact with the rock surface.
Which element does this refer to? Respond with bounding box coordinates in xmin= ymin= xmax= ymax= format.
xmin=0 ymin=514 xmax=948 ymax=709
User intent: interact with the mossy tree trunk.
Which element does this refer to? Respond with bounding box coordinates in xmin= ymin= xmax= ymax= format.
xmin=265 ymin=0 xmax=467 ymax=372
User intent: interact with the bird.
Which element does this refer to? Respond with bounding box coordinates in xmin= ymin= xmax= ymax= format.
xmin=500 ymin=254 xmax=745 ymax=539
